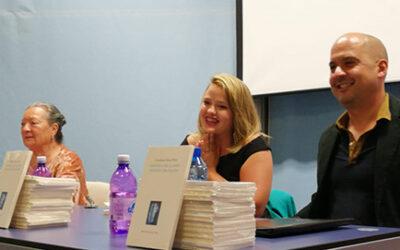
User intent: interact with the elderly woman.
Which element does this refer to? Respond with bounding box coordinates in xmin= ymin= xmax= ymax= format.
xmin=21 ymin=102 xmax=88 ymax=205
xmin=182 ymin=73 xmax=273 ymax=217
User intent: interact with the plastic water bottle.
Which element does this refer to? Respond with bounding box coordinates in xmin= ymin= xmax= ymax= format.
xmin=109 ymin=154 xmax=137 ymax=234
xmin=32 ymin=156 xmax=52 ymax=177
xmin=188 ymin=148 xmax=208 ymax=181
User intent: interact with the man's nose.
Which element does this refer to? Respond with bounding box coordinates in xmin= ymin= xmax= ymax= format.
xmin=332 ymin=66 xmax=346 ymax=76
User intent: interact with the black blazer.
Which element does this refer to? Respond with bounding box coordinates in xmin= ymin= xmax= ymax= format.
xmin=298 ymin=95 xmax=400 ymax=227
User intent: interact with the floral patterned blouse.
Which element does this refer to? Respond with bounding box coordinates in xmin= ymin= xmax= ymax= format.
xmin=27 ymin=145 xmax=89 ymax=205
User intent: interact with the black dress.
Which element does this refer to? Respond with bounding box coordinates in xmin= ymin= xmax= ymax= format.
xmin=181 ymin=135 xmax=271 ymax=181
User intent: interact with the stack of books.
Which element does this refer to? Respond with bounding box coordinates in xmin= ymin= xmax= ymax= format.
xmin=10 ymin=175 xmax=78 ymax=229
xmin=174 ymin=181 xmax=257 ymax=250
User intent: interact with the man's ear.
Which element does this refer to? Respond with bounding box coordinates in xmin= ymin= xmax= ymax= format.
xmin=377 ymin=59 xmax=388 ymax=79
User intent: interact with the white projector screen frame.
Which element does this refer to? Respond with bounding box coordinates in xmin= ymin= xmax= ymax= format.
xmin=242 ymin=0 xmax=400 ymax=95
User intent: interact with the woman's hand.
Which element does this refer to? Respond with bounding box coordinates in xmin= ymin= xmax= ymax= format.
xmin=197 ymin=132 xmax=218 ymax=172
xmin=197 ymin=132 xmax=226 ymax=181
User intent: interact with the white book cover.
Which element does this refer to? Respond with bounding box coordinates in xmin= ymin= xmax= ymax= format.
xmin=126 ymin=145 xmax=194 ymax=250
xmin=0 ymin=151 xmax=33 ymax=229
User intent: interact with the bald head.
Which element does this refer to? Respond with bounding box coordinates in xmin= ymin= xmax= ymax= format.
xmin=329 ymin=32 xmax=388 ymax=109
xmin=333 ymin=32 xmax=388 ymax=63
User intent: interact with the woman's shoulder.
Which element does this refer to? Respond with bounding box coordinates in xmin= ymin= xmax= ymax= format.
xmin=242 ymin=134 xmax=271 ymax=152
xmin=222 ymin=134 xmax=270 ymax=167
xmin=58 ymin=145 xmax=83 ymax=163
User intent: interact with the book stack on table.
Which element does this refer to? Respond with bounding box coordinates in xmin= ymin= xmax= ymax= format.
xmin=174 ymin=181 xmax=256 ymax=250
xmin=10 ymin=175 xmax=78 ymax=229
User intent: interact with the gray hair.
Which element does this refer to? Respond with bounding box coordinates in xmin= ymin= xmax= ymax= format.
xmin=26 ymin=102 xmax=66 ymax=144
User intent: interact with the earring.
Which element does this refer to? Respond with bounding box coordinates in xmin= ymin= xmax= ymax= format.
xmin=232 ymin=132 xmax=238 ymax=144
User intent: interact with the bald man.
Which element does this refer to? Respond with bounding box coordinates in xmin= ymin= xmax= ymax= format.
xmin=297 ymin=33 xmax=400 ymax=227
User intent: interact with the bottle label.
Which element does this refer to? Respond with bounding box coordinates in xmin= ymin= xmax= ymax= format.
xmin=110 ymin=197 xmax=136 ymax=221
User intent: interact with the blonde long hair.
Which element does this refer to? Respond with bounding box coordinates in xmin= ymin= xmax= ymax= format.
xmin=197 ymin=73 xmax=264 ymax=153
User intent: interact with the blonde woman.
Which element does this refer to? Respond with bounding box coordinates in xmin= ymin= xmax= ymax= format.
xmin=182 ymin=73 xmax=273 ymax=217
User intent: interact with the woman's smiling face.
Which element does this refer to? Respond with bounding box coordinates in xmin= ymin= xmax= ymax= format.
xmin=199 ymin=83 xmax=233 ymax=137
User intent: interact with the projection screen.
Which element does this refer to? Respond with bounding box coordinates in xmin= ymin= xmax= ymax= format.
xmin=242 ymin=0 xmax=400 ymax=95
